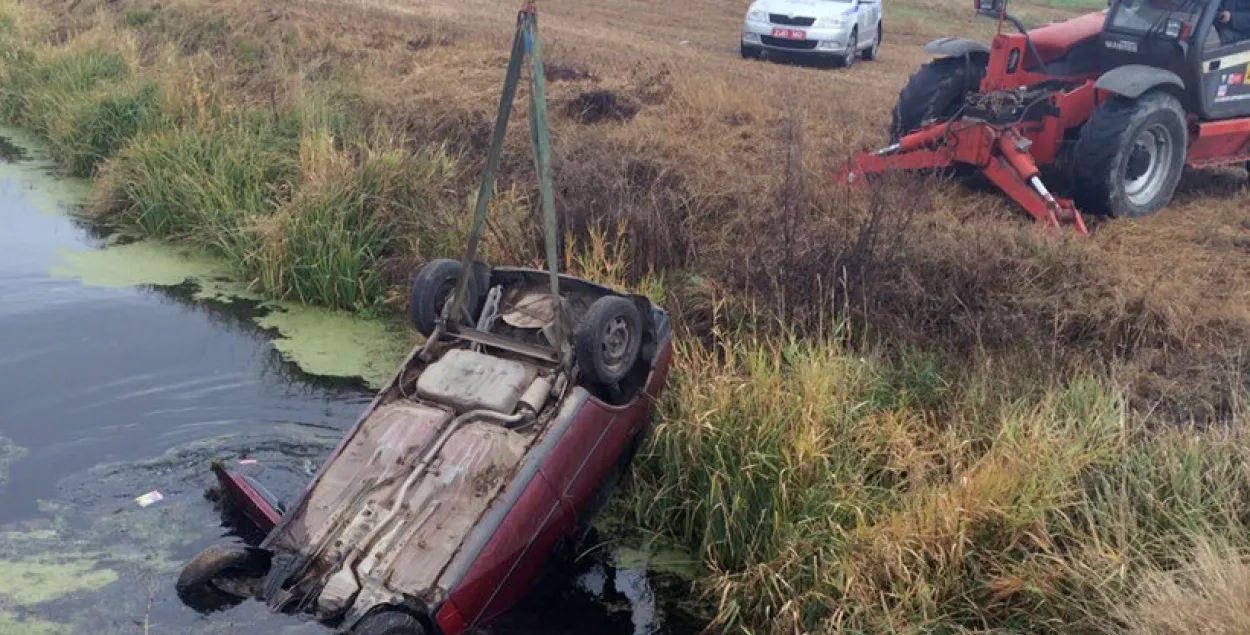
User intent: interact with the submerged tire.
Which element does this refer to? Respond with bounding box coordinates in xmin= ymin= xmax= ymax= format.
xmin=1071 ymin=91 xmax=1187 ymax=218
xmin=175 ymin=544 xmax=268 ymax=606
xmin=408 ymin=259 xmax=483 ymax=337
xmin=351 ymin=610 xmax=426 ymax=635
xmin=574 ymin=296 xmax=643 ymax=386
xmin=890 ymin=55 xmax=987 ymax=142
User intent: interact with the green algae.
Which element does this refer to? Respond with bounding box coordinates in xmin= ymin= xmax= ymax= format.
xmin=0 ymin=553 xmax=118 ymax=606
xmin=0 ymin=125 xmax=91 ymax=217
xmin=0 ymin=438 xmax=27 ymax=490
xmin=593 ymin=504 xmax=702 ymax=580
xmin=0 ymin=612 xmax=65 ymax=635
xmin=49 ymin=240 xmax=233 ymax=289
xmin=0 ymin=529 xmax=118 ymax=609
xmin=255 ymin=303 xmax=415 ymax=389
xmin=48 ymin=235 xmax=412 ymax=387
xmin=611 ymin=541 xmax=701 ymax=580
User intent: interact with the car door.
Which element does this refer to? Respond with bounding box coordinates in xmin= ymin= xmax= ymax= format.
xmin=851 ymin=0 xmax=865 ymax=42
xmin=858 ymin=0 xmax=877 ymax=43
xmin=1198 ymin=15 xmax=1250 ymax=119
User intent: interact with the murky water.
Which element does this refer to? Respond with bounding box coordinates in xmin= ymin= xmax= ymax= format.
xmin=0 ymin=127 xmax=703 ymax=635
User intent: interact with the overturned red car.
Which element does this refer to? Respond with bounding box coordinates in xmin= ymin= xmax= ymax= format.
xmin=177 ymin=7 xmax=675 ymax=631
xmin=178 ymin=260 xmax=674 ymax=635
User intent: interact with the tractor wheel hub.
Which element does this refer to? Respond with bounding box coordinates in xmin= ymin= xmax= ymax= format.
xmin=1126 ymin=144 xmax=1151 ymax=181
xmin=1122 ymin=123 xmax=1175 ymax=208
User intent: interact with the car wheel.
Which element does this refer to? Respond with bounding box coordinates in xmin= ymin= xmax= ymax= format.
xmin=841 ymin=29 xmax=857 ymax=68
xmin=740 ymin=43 xmax=762 ymax=59
xmin=175 ymin=543 xmax=270 ymax=608
xmin=862 ymin=22 xmax=881 ymax=60
xmin=574 ymin=295 xmax=643 ymax=386
xmin=1070 ymin=91 xmax=1187 ymax=218
xmin=350 ymin=610 xmax=426 ymax=635
xmin=407 ymin=258 xmax=484 ymax=337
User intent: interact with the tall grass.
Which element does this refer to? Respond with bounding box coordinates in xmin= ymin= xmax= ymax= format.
xmin=95 ymin=122 xmax=297 ymax=246
xmin=0 ymin=1 xmax=472 ymax=311
xmin=628 ymin=333 xmax=1250 ymax=634
xmin=251 ymin=119 xmax=459 ymax=309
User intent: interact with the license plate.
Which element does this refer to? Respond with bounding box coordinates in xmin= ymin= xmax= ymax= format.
xmin=770 ymin=27 xmax=806 ymax=40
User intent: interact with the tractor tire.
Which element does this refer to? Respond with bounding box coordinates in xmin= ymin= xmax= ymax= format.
xmin=1070 ymin=91 xmax=1187 ymax=218
xmin=889 ymin=55 xmax=987 ymax=143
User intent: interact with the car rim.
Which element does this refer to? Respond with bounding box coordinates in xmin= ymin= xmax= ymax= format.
xmin=849 ymin=34 xmax=857 ymax=61
xmin=601 ymin=316 xmax=632 ymax=373
xmin=1123 ymin=122 xmax=1174 ymax=207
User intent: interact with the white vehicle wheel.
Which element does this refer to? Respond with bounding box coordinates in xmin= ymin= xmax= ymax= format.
xmin=841 ymin=29 xmax=857 ymax=68
xmin=862 ymin=22 xmax=881 ymax=60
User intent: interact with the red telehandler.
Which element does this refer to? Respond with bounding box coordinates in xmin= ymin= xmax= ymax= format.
xmin=835 ymin=0 xmax=1250 ymax=234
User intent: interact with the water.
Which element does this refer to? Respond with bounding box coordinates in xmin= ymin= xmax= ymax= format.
xmin=0 ymin=127 xmax=703 ymax=635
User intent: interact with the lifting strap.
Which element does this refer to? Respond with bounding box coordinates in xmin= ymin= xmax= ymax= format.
xmin=448 ymin=1 xmax=568 ymax=358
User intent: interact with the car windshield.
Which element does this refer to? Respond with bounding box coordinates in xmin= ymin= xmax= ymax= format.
xmin=1107 ymin=0 xmax=1202 ymax=34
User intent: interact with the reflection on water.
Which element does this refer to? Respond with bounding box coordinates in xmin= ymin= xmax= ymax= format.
xmin=0 ymin=126 xmax=703 ymax=635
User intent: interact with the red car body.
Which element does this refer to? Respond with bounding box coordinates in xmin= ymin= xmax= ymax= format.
xmin=212 ymin=267 xmax=674 ymax=635
xmin=432 ymin=339 xmax=673 ymax=633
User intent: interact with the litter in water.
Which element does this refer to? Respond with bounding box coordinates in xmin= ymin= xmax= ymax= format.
xmin=135 ymin=490 xmax=164 ymax=507
xmin=239 ymin=459 xmax=258 ymax=466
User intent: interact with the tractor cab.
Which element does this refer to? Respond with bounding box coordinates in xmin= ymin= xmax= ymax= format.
xmin=1099 ymin=0 xmax=1250 ymax=120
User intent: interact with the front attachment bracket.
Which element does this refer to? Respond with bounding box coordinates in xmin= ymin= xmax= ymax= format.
xmin=835 ymin=120 xmax=1089 ymax=235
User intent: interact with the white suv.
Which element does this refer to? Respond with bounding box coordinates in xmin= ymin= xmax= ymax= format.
xmin=741 ymin=0 xmax=883 ymax=67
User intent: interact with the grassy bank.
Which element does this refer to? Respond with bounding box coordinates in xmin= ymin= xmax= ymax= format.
xmin=632 ymin=335 xmax=1250 ymax=634
xmin=1 ymin=0 xmax=1249 ymax=633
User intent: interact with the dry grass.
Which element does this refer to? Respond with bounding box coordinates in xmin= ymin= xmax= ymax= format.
xmin=1119 ymin=538 xmax=1250 ymax=635
xmin=627 ymin=332 xmax=1250 ymax=634
xmin=39 ymin=0 xmax=1236 ymax=420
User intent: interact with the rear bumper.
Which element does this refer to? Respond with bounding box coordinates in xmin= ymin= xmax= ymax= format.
xmin=741 ymin=19 xmax=853 ymax=55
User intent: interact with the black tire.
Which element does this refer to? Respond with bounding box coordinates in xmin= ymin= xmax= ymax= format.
xmin=1070 ymin=91 xmax=1187 ymax=218
xmin=740 ymin=43 xmax=762 ymax=60
xmin=574 ymin=296 xmax=643 ymax=386
xmin=862 ymin=22 xmax=882 ymax=60
xmin=351 ymin=610 xmax=426 ymax=635
xmin=175 ymin=544 xmax=269 ymax=606
xmin=890 ymin=55 xmax=987 ymax=143
xmin=407 ymin=258 xmax=484 ymax=337
xmin=841 ymin=29 xmax=858 ymax=68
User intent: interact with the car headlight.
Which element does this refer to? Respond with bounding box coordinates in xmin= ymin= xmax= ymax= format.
xmin=814 ymin=15 xmax=849 ymax=27
xmin=747 ymin=8 xmax=768 ymax=21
